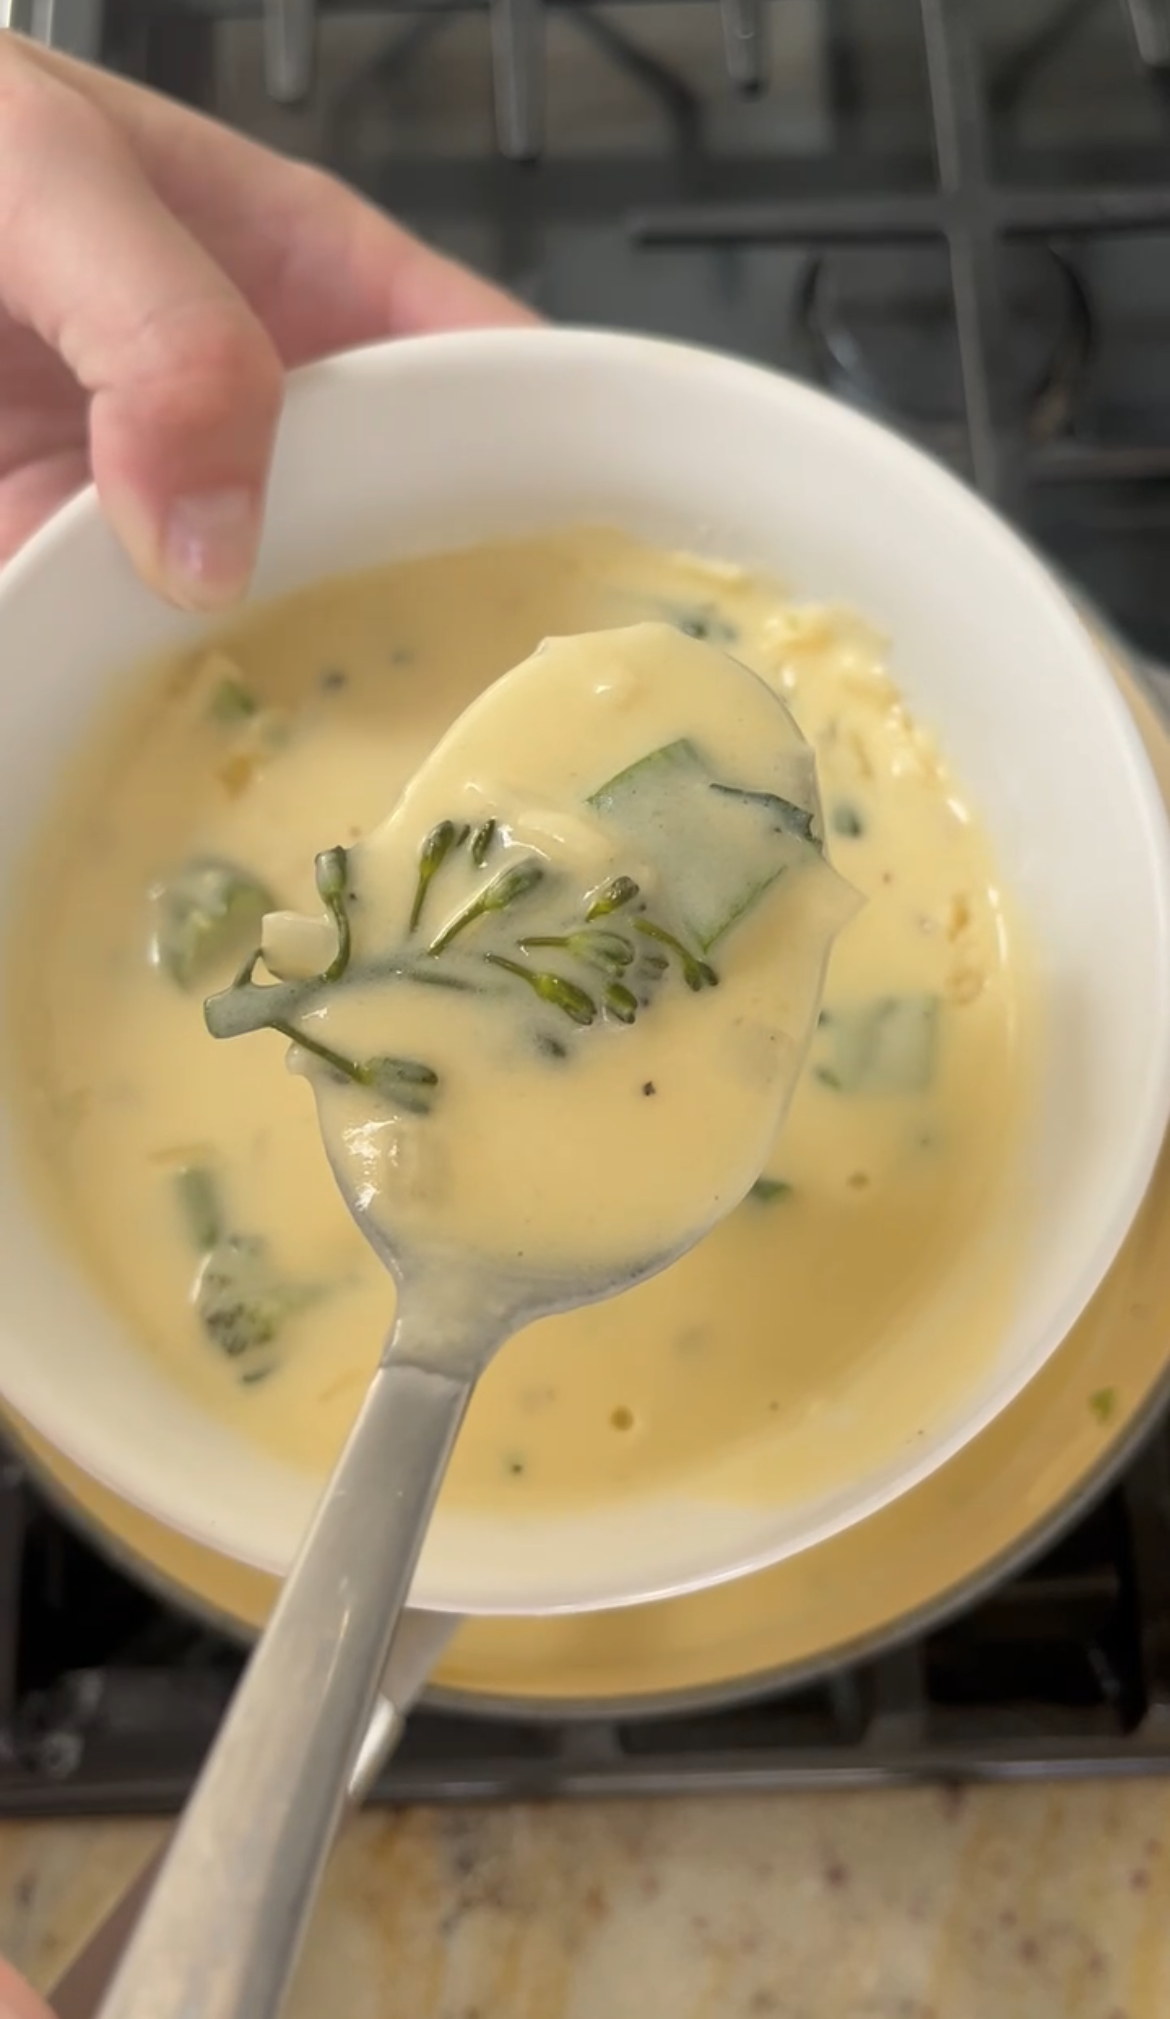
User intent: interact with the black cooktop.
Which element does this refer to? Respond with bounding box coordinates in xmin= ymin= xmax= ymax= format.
xmin=92 ymin=0 xmax=1170 ymax=658
xmin=1 ymin=1411 xmax=1169 ymax=1817
xmin=5 ymin=0 xmax=1170 ymax=1811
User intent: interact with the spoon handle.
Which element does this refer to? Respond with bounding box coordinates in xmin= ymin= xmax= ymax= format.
xmin=47 ymin=1611 xmax=460 ymax=2019
xmin=97 ymin=1326 xmax=475 ymax=2019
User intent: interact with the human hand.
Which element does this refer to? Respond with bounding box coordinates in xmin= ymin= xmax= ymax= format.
xmin=0 ymin=34 xmax=534 ymax=608
xmin=0 ymin=1950 xmax=50 ymax=2019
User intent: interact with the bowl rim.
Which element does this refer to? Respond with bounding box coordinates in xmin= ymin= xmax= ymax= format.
xmin=3 ymin=323 xmax=1170 ymax=1612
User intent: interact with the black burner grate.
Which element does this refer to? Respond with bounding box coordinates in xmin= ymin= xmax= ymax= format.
xmin=105 ymin=0 xmax=1170 ymax=661
xmin=0 ymin=1416 xmax=1168 ymax=1816
xmin=633 ymin=0 xmax=1170 ymax=505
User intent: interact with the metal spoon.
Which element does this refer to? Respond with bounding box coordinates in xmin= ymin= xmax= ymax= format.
xmin=95 ymin=1219 xmax=708 ymax=2019
xmin=97 ymin=629 xmax=852 ymax=2019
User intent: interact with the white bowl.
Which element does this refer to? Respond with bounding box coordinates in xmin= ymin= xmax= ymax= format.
xmin=0 ymin=329 xmax=1167 ymax=1615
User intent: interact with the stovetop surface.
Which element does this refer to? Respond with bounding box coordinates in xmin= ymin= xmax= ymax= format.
xmin=4 ymin=0 xmax=1170 ymax=1813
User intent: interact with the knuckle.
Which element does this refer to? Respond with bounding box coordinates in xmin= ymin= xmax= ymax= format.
xmin=133 ymin=298 xmax=283 ymax=431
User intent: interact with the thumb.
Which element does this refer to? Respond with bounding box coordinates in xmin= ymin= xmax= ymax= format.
xmin=0 ymin=45 xmax=282 ymax=609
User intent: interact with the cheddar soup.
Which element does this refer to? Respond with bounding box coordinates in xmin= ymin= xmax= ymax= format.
xmin=9 ymin=531 xmax=1031 ymax=1514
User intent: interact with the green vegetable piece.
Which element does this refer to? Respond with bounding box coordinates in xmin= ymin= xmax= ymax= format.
xmin=314 ymin=846 xmax=351 ymax=982
xmin=816 ymin=995 xmax=940 ymax=1096
xmin=205 ymin=718 xmax=827 ymax=1109
xmin=174 ymin=1165 xmax=224 ymax=1253
xmin=362 ymin=1057 xmax=440 ymax=1116
xmin=270 ymin=1019 xmax=440 ymax=1115
xmin=749 ymin=1177 xmax=793 ymax=1204
xmin=603 ymin=982 xmax=639 ymax=1024
xmin=209 ymin=677 xmax=258 ymax=725
xmin=520 ymin=929 xmax=634 ymax=978
xmin=666 ymin=604 xmax=738 ymax=645
xmin=470 ymin=819 xmax=498 ymax=868
xmin=174 ymin=1165 xmax=320 ymax=1369
xmin=586 ymin=876 xmax=640 ymax=920
xmin=1089 ymin=1387 xmax=1119 ymax=1425
xmin=591 ymin=738 xmax=700 ymax=803
xmin=589 ymin=739 xmax=823 ymax=952
xmin=585 ymin=932 xmax=636 ymax=973
xmin=427 ymin=859 xmax=544 ymax=955
xmin=410 ymin=821 xmax=462 ymax=934
xmin=153 ymin=857 xmax=275 ymax=989
xmin=831 ymin=802 xmax=866 ymax=839
xmin=396 ymin=968 xmax=479 ymax=995
xmin=633 ymin=918 xmax=718 ymax=993
xmin=195 ymin=1236 xmax=285 ymax=1358
xmin=368 ymin=1057 xmax=439 ymax=1087
xmin=204 ymin=952 xmax=313 ymax=1042
xmin=486 ymin=955 xmax=597 ymax=1026
xmin=709 ymin=782 xmax=815 ymax=844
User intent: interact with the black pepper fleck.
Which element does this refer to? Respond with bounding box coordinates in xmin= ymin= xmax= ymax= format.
xmin=642 ymin=1081 xmax=657 ymax=1097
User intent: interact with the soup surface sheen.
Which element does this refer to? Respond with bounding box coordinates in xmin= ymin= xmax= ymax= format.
xmin=10 ymin=531 xmax=1030 ymax=1515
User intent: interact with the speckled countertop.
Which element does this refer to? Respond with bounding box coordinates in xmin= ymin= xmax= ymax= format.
xmin=0 ymin=1784 xmax=1167 ymax=2018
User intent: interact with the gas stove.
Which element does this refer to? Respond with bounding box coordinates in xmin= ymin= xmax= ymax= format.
xmin=2 ymin=0 xmax=1170 ymax=1813
xmin=1 ymin=1421 xmax=1169 ymax=1817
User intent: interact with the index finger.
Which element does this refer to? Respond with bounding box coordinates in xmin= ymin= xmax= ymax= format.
xmin=0 ymin=39 xmax=283 ymax=606
xmin=12 ymin=40 xmax=539 ymax=362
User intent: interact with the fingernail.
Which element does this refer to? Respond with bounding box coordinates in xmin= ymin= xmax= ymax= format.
xmin=163 ymin=488 xmax=259 ymax=612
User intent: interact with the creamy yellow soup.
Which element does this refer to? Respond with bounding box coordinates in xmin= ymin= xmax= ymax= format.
xmin=9 ymin=531 xmax=1029 ymax=1514
xmin=233 ymin=621 xmax=857 ymax=1288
